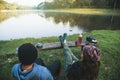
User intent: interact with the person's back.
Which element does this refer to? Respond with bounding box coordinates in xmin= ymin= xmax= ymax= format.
xmin=12 ymin=43 xmax=58 ymax=80
xmin=12 ymin=63 xmax=53 ymax=80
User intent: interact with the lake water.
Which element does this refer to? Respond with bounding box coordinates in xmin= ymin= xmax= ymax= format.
xmin=0 ymin=10 xmax=120 ymax=40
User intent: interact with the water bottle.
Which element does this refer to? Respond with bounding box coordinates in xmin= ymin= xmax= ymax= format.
xmin=77 ymin=34 xmax=82 ymax=46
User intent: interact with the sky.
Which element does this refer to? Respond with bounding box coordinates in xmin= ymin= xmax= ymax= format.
xmin=4 ymin=0 xmax=53 ymax=6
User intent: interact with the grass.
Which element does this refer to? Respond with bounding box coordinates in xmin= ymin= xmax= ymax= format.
xmin=44 ymin=8 xmax=120 ymax=16
xmin=0 ymin=30 xmax=120 ymax=80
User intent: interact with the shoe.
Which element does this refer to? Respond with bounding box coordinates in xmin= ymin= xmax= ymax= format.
xmin=59 ymin=35 xmax=63 ymax=47
xmin=63 ymin=33 xmax=67 ymax=43
xmin=63 ymin=33 xmax=67 ymax=41
xmin=36 ymin=43 xmax=43 ymax=48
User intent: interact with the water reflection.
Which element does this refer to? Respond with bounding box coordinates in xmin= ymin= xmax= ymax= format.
xmin=44 ymin=12 xmax=120 ymax=31
xmin=0 ymin=10 xmax=32 ymax=23
xmin=0 ymin=11 xmax=82 ymax=40
xmin=0 ymin=10 xmax=120 ymax=40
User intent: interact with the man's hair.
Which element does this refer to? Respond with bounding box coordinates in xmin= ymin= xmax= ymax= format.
xmin=18 ymin=43 xmax=38 ymax=65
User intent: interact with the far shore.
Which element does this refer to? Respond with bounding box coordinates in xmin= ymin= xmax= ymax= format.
xmin=1 ymin=8 xmax=120 ymax=16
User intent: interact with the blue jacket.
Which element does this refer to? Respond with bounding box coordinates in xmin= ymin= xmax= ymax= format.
xmin=12 ymin=63 xmax=54 ymax=80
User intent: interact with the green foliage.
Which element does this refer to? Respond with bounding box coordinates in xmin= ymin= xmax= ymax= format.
xmin=83 ymin=30 xmax=120 ymax=80
xmin=0 ymin=0 xmax=7 ymax=10
xmin=0 ymin=0 xmax=7 ymax=4
xmin=37 ymin=0 xmax=120 ymax=9
xmin=0 ymin=0 xmax=31 ymax=10
xmin=0 ymin=30 xmax=120 ymax=80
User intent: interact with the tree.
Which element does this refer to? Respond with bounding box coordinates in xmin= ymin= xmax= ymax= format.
xmin=0 ymin=0 xmax=7 ymax=10
xmin=37 ymin=0 xmax=120 ymax=9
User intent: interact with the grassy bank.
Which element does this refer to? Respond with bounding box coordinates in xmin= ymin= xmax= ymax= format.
xmin=44 ymin=8 xmax=120 ymax=16
xmin=0 ymin=30 xmax=120 ymax=80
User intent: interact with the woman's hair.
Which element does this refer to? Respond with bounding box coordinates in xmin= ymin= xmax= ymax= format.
xmin=67 ymin=61 xmax=100 ymax=80
xmin=67 ymin=45 xmax=100 ymax=80
xmin=82 ymin=60 xmax=100 ymax=80
xmin=67 ymin=61 xmax=83 ymax=80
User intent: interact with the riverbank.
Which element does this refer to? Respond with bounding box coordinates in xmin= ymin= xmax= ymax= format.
xmin=0 ymin=30 xmax=120 ymax=80
xmin=44 ymin=8 xmax=120 ymax=16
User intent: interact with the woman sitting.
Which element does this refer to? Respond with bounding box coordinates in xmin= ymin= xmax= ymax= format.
xmin=59 ymin=33 xmax=100 ymax=80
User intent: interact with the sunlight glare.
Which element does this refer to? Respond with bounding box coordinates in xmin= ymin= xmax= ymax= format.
xmin=4 ymin=0 xmax=53 ymax=6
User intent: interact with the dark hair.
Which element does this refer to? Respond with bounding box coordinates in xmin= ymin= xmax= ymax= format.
xmin=67 ymin=61 xmax=83 ymax=80
xmin=82 ymin=61 xmax=100 ymax=80
xmin=86 ymin=36 xmax=93 ymax=43
xmin=67 ymin=61 xmax=100 ymax=80
xmin=86 ymin=36 xmax=98 ymax=45
xmin=18 ymin=43 xmax=38 ymax=65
